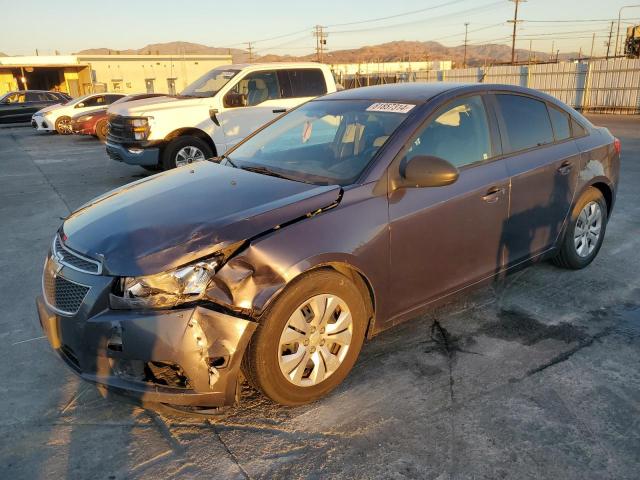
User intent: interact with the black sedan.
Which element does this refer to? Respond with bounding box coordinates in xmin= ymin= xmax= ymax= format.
xmin=0 ymin=90 xmax=71 ymax=124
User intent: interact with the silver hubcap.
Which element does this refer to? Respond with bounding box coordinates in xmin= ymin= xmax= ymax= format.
xmin=574 ymin=201 xmax=602 ymax=257
xmin=278 ymin=294 xmax=353 ymax=387
xmin=175 ymin=146 xmax=205 ymax=167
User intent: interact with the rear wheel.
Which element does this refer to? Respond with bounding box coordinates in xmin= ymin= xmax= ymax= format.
xmin=242 ymin=270 xmax=367 ymax=405
xmin=161 ymin=136 xmax=213 ymax=170
xmin=95 ymin=119 xmax=108 ymax=142
xmin=55 ymin=116 xmax=72 ymax=135
xmin=553 ymin=187 xmax=608 ymax=269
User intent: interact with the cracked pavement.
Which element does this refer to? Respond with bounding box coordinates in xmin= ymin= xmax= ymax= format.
xmin=1 ymin=116 xmax=639 ymax=479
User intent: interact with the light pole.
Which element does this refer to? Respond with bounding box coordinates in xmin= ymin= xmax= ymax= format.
xmin=615 ymin=5 xmax=640 ymax=56
xmin=463 ymin=22 xmax=470 ymax=68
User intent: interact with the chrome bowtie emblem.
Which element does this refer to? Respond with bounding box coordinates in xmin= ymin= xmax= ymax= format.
xmin=51 ymin=255 xmax=63 ymax=276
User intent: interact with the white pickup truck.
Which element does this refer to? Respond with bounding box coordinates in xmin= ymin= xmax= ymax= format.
xmin=105 ymin=62 xmax=337 ymax=170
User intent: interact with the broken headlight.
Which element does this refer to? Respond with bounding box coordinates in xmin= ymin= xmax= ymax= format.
xmin=111 ymin=257 xmax=219 ymax=309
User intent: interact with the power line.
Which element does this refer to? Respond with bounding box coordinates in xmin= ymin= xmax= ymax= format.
xmin=326 ymin=0 xmax=470 ymax=27
xmin=327 ymin=0 xmax=505 ymax=34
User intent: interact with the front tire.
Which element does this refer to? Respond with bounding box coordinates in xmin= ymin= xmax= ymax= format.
xmin=95 ymin=119 xmax=108 ymax=142
xmin=553 ymin=187 xmax=608 ymax=269
xmin=242 ymin=270 xmax=368 ymax=406
xmin=161 ymin=136 xmax=213 ymax=170
xmin=55 ymin=116 xmax=72 ymax=135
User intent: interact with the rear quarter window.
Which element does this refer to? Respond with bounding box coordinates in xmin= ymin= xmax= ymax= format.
xmin=496 ymin=94 xmax=554 ymax=153
xmin=548 ymin=105 xmax=571 ymax=141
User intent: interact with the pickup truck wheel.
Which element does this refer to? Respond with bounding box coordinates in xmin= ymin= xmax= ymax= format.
xmin=242 ymin=270 xmax=367 ymax=406
xmin=55 ymin=116 xmax=72 ymax=135
xmin=161 ymin=136 xmax=213 ymax=170
xmin=95 ymin=119 xmax=108 ymax=142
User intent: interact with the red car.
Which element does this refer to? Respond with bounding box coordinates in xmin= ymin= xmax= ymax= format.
xmin=71 ymin=93 xmax=166 ymax=141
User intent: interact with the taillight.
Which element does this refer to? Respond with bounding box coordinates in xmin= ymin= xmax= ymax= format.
xmin=614 ymin=137 xmax=621 ymax=155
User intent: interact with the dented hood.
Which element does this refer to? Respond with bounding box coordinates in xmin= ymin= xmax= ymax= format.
xmin=62 ymin=162 xmax=341 ymax=276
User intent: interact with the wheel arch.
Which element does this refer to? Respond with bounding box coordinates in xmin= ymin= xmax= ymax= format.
xmin=588 ymin=180 xmax=614 ymax=215
xmin=164 ymin=127 xmax=217 ymax=156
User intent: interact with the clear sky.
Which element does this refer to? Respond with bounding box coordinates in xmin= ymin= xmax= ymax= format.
xmin=1 ymin=0 xmax=639 ymax=57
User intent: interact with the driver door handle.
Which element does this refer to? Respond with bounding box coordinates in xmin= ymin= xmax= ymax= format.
xmin=272 ymin=108 xmax=287 ymax=114
xmin=557 ymin=160 xmax=573 ymax=175
xmin=482 ymin=186 xmax=504 ymax=203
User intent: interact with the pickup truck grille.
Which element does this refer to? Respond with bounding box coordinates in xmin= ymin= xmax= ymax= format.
xmin=107 ymin=114 xmax=133 ymax=143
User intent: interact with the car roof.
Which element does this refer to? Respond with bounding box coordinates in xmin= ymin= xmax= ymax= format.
xmin=319 ymin=83 xmax=471 ymax=104
xmin=318 ymin=82 xmax=559 ymax=105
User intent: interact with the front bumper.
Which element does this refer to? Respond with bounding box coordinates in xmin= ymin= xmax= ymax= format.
xmin=32 ymin=115 xmax=54 ymax=131
xmin=36 ymin=259 xmax=257 ymax=407
xmin=106 ymin=141 xmax=161 ymax=166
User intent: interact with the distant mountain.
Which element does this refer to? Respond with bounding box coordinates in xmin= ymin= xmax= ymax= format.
xmin=259 ymin=40 xmax=580 ymax=66
xmin=76 ymin=41 xmax=247 ymax=63
xmin=74 ymin=40 xmax=581 ymax=68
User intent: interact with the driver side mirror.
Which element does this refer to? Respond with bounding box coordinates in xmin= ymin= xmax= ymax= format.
xmin=400 ymin=155 xmax=459 ymax=188
xmin=76 ymin=102 xmax=85 ymax=108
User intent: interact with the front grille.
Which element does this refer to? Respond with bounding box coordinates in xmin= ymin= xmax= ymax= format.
xmin=53 ymin=235 xmax=101 ymax=274
xmin=43 ymin=265 xmax=90 ymax=315
xmin=107 ymin=114 xmax=133 ymax=142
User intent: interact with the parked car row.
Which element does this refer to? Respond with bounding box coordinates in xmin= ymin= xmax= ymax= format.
xmin=0 ymin=90 xmax=71 ymax=123
xmin=35 ymin=79 xmax=620 ymax=409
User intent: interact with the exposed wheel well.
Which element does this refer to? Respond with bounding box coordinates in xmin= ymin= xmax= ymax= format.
xmin=164 ymin=128 xmax=217 ymax=157
xmin=589 ymin=182 xmax=613 ymax=215
xmin=313 ymin=263 xmax=377 ymax=338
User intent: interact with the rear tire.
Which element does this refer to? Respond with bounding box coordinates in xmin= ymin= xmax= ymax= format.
xmin=161 ymin=136 xmax=213 ymax=170
xmin=242 ymin=269 xmax=367 ymax=406
xmin=55 ymin=116 xmax=72 ymax=135
xmin=95 ymin=119 xmax=108 ymax=142
xmin=552 ymin=187 xmax=608 ymax=269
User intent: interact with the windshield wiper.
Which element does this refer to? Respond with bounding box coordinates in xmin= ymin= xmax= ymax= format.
xmin=219 ymin=154 xmax=237 ymax=168
xmin=240 ymin=165 xmax=296 ymax=181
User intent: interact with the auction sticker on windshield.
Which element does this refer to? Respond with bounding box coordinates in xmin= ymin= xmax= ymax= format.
xmin=366 ymin=103 xmax=415 ymax=114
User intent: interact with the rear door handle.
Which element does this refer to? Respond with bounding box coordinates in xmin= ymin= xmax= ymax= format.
xmin=272 ymin=108 xmax=287 ymax=114
xmin=557 ymin=161 xmax=573 ymax=175
xmin=482 ymin=186 xmax=503 ymax=203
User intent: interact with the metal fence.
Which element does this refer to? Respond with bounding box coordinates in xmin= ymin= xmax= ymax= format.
xmin=340 ymin=58 xmax=640 ymax=114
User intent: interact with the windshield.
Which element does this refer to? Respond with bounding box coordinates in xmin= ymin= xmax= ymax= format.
xmin=225 ymin=99 xmax=414 ymax=186
xmin=180 ymin=67 xmax=240 ymax=98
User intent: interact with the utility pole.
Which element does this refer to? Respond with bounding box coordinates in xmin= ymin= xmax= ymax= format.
xmin=550 ymin=40 xmax=555 ymax=62
xmin=508 ymin=0 xmax=525 ymax=65
xmin=245 ymin=42 xmax=254 ymax=62
xmin=528 ymin=39 xmax=533 ymax=64
xmin=463 ymin=22 xmax=470 ymax=68
xmin=313 ymin=25 xmax=328 ymax=63
xmin=606 ymin=21 xmax=614 ymax=59
xmin=590 ymin=32 xmax=596 ymax=59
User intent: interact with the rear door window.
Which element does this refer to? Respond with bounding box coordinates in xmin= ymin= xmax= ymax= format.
xmin=105 ymin=94 xmax=124 ymax=104
xmin=286 ymin=69 xmax=327 ymax=98
xmin=495 ymin=94 xmax=554 ymax=152
xmin=548 ymin=105 xmax=571 ymax=141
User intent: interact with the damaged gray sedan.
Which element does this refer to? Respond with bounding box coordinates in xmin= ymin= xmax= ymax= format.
xmin=37 ymin=83 xmax=619 ymax=408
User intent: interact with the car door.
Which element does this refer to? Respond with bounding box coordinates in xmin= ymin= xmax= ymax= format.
xmin=388 ymin=94 xmax=510 ymax=314
xmin=0 ymin=92 xmax=28 ymax=123
xmin=491 ymin=93 xmax=580 ymax=266
xmin=23 ymin=92 xmax=51 ymax=120
xmin=214 ymin=70 xmax=285 ymax=149
xmin=277 ymin=68 xmax=328 ymax=111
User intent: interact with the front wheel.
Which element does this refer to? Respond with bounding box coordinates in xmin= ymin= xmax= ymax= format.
xmin=552 ymin=187 xmax=608 ymax=269
xmin=242 ymin=270 xmax=368 ymax=405
xmin=95 ymin=119 xmax=108 ymax=142
xmin=161 ymin=136 xmax=213 ymax=170
xmin=55 ymin=116 xmax=72 ymax=135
